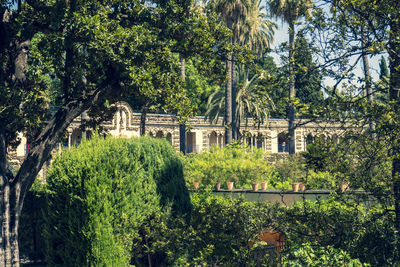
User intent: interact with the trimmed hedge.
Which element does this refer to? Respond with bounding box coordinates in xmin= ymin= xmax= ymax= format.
xmin=43 ymin=136 xmax=190 ymax=266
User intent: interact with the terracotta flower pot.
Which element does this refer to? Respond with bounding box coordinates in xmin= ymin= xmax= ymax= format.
xmin=252 ymin=182 xmax=259 ymax=192
xmin=299 ymin=183 xmax=306 ymax=191
xmin=340 ymin=182 xmax=350 ymax=192
xmin=193 ymin=181 xmax=199 ymax=190
xmin=215 ymin=182 xmax=221 ymax=191
xmin=261 ymin=182 xmax=268 ymax=191
xmin=227 ymin=181 xmax=234 ymax=190
xmin=292 ymin=183 xmax=300 ymax=192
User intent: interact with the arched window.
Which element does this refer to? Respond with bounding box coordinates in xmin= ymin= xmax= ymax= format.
xmin=278 ymin=132 xmax=289 ymax=153
xmin=306 ymin=133 xmax=313 ymax=146
xmin=71 ymin=128 xmax=82 ymax=147
xmin=256 ymin=134 xmax=263 ymax=149
xmin=186 ymin=132 xmax=196 ymax=153
xmin=209 ymin=131 xmax=218 ymax=147
xmin=155 ymin=130 xmax=164 ymax=138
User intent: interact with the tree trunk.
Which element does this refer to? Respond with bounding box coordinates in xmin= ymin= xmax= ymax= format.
xmin=389 ymin=18 xmax=400 ymax=262
xmin=361 ymin=27 xmax=374 ymax=132
xmin=231 ymin=39 xmax=237 ymax=141
xmin=179 ymin=124 xmax=186 ymax=154
xmin=179 ymin=54 xmax=187 ymax=154
xmin=288 ymin=21 xmax=296 ymax=154
xmin=140 ymin=103 xmax=148 ymax=136
xmin=225 ymin=53 xmax=233 ymax=145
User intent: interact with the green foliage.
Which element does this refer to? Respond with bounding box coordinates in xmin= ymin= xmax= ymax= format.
xmin=283 ymin=243 xmax=367 ymax=267
xmin=301 ymin=139 xmax=330 ymax=172
xmin=186 ymin=192 xmax=279 ymax=266
xmin=181 ymin=143 xmax=278 ymax=188
xmin=305 ymin=170 xmax=336 ymax=190
xmin=272 ymin=155 xmax=306 ymax=186
xmin=205 ymin=64 xmax=275 ymax=128
xmin=184 ymin=59 xmax=220 ymax=115
xmin=280 ymin=198 xmax=395 ymax=266
xmin=131 ymin=211 xmax=189 ymax=266
xmin=43 ymin=136 xmax=190 ymax=266
xmin=126 ymin=192 xmax=281 ymax=266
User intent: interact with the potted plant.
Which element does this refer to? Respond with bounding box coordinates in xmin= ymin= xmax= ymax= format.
xmin=193 ymin=181 xmax=199 ymax=190
xmin=299 ymin=182 xmax=306 ymax=191
xmin=260 ymin=181 xmax=268 ymax=190
xmin=215 ymin=182 xmax=221 ymax=191
xmin=291 ymin=182 xmax=300 ymax=192
xmin=227 ymin=181 xmax=234 ymax=190
xmin=340 ymin=182 xmax=350 ymax=192
xmin=252 ymin=181 xmax=259 ymax=192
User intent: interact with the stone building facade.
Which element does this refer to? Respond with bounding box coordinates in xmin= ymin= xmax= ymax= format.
xmin=12 ymin=101 xmax=346 ymax=169
xmin=62 ymin=101 xmax=345 ymax=154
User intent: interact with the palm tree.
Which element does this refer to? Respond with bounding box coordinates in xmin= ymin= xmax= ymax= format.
xmin=205 ymin=65 xmax=274 ymax=135
xmin=208 ymin=0 xmax=248 ymax=144
xmin=233 ymin=0 xmax=276 ymax=139
xmin=208 ymin=0 xmax=275 ymax=143
xmin=269 ymin=0 xmax=313 ymax=154
xmin=235 ymin=65 xmax=274 ymax=130
xmin=240 ymin=0 xmax=276 ymax=56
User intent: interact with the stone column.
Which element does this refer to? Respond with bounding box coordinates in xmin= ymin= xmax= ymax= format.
xmin=263 ymin=137 xmax=266 ymax=152
xmin=68 ymin=130 xmax=72 ymax=148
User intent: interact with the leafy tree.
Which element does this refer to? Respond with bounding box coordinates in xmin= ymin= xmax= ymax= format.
xmin=310 ymin=0 xmax=400 ymax=260
xmin=293 ymin=31 xmax=323 ymax=112
xmin=268 ymin=0 xmax=313 ymax=154
xmin=186 ymin=61 xmax=221 ymax=114
xmin=379 ymin=56 xmax=389 ymax=80
xmin=0 ymin=0 xmax=226 ymax=265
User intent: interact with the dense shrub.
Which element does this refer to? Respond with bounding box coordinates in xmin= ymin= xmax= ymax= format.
xmin=130 ymin=192 xmax=396 ymax=266
xmin=43 ymin=136 xmax=190 ymax=266
xmin=304 ymin=170 xmax=336 ymax=190
xmin=282 ymin=243 xmax=367 ymax=267
xmin=279 ymin=198 xmax=395 ymax=266
xmin=270 ymin=155 xmax=306 ymax=189
xmin=129 ymin=192 xmax=282 ymax=266
xmin=182 ymin=143 xmax=278 ymax=189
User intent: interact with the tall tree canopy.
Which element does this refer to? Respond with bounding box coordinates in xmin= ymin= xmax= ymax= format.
xmin=0 ymin=0 xmax=228 ymax=265
xmin=268 ymin=0 xmax=313 ymax=154
xmin=207 ymin=0 xmax=275 ymax=143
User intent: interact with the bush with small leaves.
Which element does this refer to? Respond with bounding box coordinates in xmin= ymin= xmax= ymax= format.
xmin=43 ymin=136 xmax=190 ymax=266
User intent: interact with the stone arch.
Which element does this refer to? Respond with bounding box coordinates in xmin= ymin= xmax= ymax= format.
xmin=306 ymin=133 xmax=314 ymax=146
xmin=186 ymin=131 xmax=197 ymax=153
xmin=209 ymin=131 xmax=218 ymax=147
xmin=111 ymin=101 xmax=134 ymax=131
xmin=70 ymin=128 xmax=82 ymax=147
xmin=278 ymin=132 xmax=289 ymax=153
xmin=256 ymin=133 xmax=263 ymax=149
xmin=155 ymin=130 xmax=164 ymax=138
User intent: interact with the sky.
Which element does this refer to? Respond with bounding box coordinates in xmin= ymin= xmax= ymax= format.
xmin=266 ymin=2 xmax=384 ymax=90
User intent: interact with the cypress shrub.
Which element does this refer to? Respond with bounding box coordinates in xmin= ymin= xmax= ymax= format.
xmin=43 ymin=136 xmax=190 ymax=266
